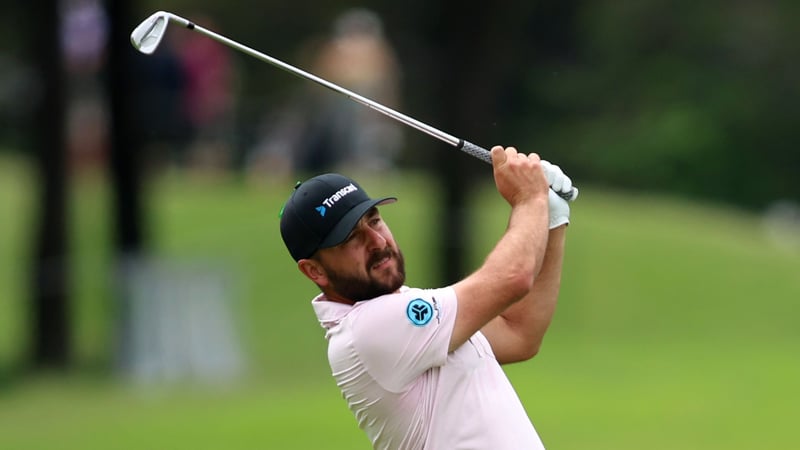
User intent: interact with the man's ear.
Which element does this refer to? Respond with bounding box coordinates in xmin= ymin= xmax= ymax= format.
xmin=298 ymin=258 xmax=329 ymax=287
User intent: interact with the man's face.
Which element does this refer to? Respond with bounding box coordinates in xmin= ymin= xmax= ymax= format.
xmin=315 ymin=207 xmax=405 ymax=302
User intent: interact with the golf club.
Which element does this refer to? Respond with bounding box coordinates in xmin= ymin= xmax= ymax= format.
xmin=130 ymin=11 xmax=578 ymax=201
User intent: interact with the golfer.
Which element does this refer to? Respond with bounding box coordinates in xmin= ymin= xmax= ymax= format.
xmin=280 ymin=146 xmax=573 ymax=449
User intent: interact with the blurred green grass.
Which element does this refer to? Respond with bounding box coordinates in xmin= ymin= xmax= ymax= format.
xmin=1 ymin=153 xmax=798 ymax=449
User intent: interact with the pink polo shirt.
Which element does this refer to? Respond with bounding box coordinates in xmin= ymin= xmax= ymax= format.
xmin=312 ymin=286 xmax=546 ymax=450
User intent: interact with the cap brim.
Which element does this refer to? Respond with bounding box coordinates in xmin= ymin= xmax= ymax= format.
xmin=318 ymin=197 xmax=397 ymax=250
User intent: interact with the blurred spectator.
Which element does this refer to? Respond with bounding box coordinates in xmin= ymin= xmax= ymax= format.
xmin=62 ymin=0 xmax=107 ymax=75
xmin=132 ymin=31 xmax=190 ymax=169
xmin=172 ymin=14 xmax=238 ymax=175
xmin=61 ymin=0 xmax=194 ymax=174
xmin=248 ymin=8 xmax=404 ymax=181
xmin=61 ymin=0 xmax=109 ymax=170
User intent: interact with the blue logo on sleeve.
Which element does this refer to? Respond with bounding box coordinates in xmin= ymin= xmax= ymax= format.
xmin=316 ymin=206 xmax=326 ymax=216
xmin=406 ymin=299 xmax=433 ymax=326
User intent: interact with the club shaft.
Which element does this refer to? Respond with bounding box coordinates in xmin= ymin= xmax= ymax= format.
xmin=155 ymin=13 xmax=576 ymax=200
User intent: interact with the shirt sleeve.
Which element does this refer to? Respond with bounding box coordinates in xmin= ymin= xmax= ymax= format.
xmin=349 ymin=286 xmax=458 ymax=393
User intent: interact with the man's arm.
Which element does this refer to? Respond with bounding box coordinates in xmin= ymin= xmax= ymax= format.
xmin=481 ymin=224 xmax=566 ymax=363
xmin=448 ymin=146 xmax=550 ymax=353
xmin=449 ymin=159 xmax=573 ymax=358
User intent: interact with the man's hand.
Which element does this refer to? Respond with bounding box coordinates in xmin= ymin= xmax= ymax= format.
xmin=548 ymin=189 xmax=570 ymax=229
xmin=491 ymin=146 xmax=549 ymax=207
xmin=540 ymin=160 xmax=574 ymax=228
xmin=541 ymin=160 xmax=578 ymax=201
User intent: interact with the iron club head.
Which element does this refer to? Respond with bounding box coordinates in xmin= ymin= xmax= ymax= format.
xmin=130 ymin=11 xmax=185 ymax=54
xmin=130 ymin=11 xmax=169 ymax=54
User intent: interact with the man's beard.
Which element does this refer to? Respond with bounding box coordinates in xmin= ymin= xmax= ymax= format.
xmin=325 ymin=247 xmax=406 ymax=302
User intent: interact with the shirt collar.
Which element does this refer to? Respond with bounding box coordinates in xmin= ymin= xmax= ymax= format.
xmin=311 ymin=293 xmax=353 ymax=330
xmin=311 ymin=286 xmax=410 ymax=330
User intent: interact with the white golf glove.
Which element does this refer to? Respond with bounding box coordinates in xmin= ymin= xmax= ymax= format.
xmin=548 ymin=189 xmax=570 ymax=229
xmin=540 ymin=160 xmax=577 ymax=200
xmin=541 ymin=160 xmax=575 ymax=229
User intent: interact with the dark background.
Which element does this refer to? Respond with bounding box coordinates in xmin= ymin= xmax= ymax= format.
xmin=4 ymin=1 xmax=798 ymax=207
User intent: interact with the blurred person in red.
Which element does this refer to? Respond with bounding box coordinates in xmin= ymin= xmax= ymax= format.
xmin=173 ymin=14 xmax=238 ymax=174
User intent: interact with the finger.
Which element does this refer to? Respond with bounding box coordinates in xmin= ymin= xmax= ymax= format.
xmin=549 ymin=165 xmax=564 ymax=191
xmin=549 ymin=165 xmax=572 ymax=193
xmin=553 ymin=176 xmax=571 ymax=193
xmin=560 ymin=174 xmax=572 ymax=193
xmin=504 ymin=147 xmax=519 ymax=162
xmin=491 ymin=146 xmax=507 ymax=166
xmin=540 ymin=160 xmax=556 ymax=185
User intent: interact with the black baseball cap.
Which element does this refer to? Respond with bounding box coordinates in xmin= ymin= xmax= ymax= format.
xmin=279 ymin=173 xmax=397 ymax=261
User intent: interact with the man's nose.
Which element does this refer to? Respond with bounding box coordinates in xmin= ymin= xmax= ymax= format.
xmin=365 ymin=227 xmax=387 ymax=250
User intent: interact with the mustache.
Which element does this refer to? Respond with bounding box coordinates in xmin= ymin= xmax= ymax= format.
xmin=367 ymin=247 xmax=396 ymax=268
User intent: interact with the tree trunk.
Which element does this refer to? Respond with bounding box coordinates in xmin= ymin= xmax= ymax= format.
xmin=29 ymin=0 xmax=70 ymax=369
xmin=429 ymin=2 xmax=533 ymax=283
xmin=106 ymin=0 xmax=145 ymax=255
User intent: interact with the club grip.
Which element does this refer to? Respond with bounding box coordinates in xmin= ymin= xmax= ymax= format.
xmin=459 ymin=139 xmax=494 ymax=164
xmin=458 ymin=140 xmax=579 ymax=202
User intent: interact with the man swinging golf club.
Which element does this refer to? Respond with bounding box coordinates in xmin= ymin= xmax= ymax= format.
xmin=129 ymin=11 xmax=577 ymax=448
xmin=280 ymin=146 xmax=574 ymax=449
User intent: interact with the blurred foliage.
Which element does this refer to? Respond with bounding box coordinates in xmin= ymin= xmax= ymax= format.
xmin=2 ymin=1 xmax=797 ymax=208
xmin=514 ymin=0 xmax=800 ymax=209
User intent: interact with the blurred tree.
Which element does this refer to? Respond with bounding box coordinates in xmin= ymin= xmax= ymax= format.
xmin=0 ymin=4 xmax=35 ymax=153
xmin=517 ymin=0 xmax=800 ymax=209
xmin=107 ymin=0 xmax=146 ymax=256
xmin=106 ymin=0 xmax=149 ymax=375
xmin=424 ymin=1 xmax=546 ymax=283
xmin=28 ymin=0 xmax=71 ymax=369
